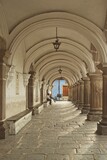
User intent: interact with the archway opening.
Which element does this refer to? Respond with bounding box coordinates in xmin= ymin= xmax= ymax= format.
xmin=52 ymin=78 xmax=69 ymax=101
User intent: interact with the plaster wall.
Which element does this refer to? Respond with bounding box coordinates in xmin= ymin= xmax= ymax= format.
xmin=6 ymin=43 xmax=26 ymax=119
xmin=6 ymin=72 xmax=26 ymax=119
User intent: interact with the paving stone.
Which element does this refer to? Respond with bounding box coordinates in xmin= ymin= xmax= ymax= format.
xmin=73 ymin=154 xmax=94 ymax=160
xmin=59 ymin=143 xmax=80 ymax=149
xmin=77 ymin=148 xmax=101 ymax=154
xmin=79 ymin=144 xmax=102 ymax=149
xmin=46 ymin=154 xmax=70 ymax=160
xmin=0 ymin=154 xmax=24 ymax=160
xmin=0 ymin=102 xmax=107 ymax=160
xmin=94 ymin=154 xmax=107 ymax=160
xmin=34 ymin=147 xmax=55 ymax=154
xmin=55 ymin=148 xmax=76 ymax=158
xmin=25 ymin=154 xmax=46 ymax=160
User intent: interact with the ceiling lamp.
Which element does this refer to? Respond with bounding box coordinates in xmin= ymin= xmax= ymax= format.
xmin=58 ymin=66 xmax=62 ymax=74
xmin=53 ymin=27 xmax=61 ymax=51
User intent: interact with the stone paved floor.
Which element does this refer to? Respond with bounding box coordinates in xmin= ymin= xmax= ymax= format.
xmin=0 ymin=101 xmax=107 ymax=160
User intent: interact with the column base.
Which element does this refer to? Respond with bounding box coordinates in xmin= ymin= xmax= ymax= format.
xmin=28 ymin=107 xmax=34 ymax=115
xmin=0 ymin=121 xmax=8 ymax=139
xmin=32 ymin=107 xmax=35 ymax=115
xmin=73 ymin=101 xmax=78 ymax=106
xmin=78 ymin=103 xmax=84 ymax=110
xmin=87 ymin=111 xmax=102 ymax=121
xmin=81 ymin=105 xmax=90 ymax=114
xmin=97 ymin=122 xmax=107 ymax=135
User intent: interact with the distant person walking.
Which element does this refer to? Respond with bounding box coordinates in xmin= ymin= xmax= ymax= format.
xmin=47 ymin=93 xmax=52 ymax=105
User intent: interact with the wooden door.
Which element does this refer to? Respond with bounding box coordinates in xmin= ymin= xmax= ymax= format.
xmin=63 ymin=85 xmax=68 ymax=96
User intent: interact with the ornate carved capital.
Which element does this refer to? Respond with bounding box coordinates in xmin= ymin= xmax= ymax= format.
xmin=97 ymin=63 xmax=107 ymax=75
xmin=82 ymin=76 xmax=90 ymax=81
xmin=23 ymin=73 xmax=31 ymax=86
xmin=88 ymin=71 xmax=102 ymax=80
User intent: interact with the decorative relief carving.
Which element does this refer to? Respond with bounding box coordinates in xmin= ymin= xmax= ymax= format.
xmin=92 ymin=80 xmax=102 ymax=107
xmin=23 ymin=73 xmax=31 ymax=86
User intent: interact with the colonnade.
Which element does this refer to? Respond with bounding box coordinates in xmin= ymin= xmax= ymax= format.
xmin=0 ymin=42 xmax=107 ymax=138
xmin=72 ymin=68 xmax=107 ymax=135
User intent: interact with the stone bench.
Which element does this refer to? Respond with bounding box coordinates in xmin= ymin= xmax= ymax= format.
xmin=35 ymin=104 xmax=44 ymax=114
xmin=7 ymin=110 xmax=32 ymax=135
xmin=43 ymin=101 xmax=50 ymax=108
xmin=35 ymin=101 xmax=50 ymax=114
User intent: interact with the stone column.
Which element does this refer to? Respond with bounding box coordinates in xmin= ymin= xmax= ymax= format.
xmin=0 ymin=62 xmax=7 ymax=139
xmin=43 ymin=80 xmax=47 ymax=102
xmin=97 ymin=64 xmax=107 ymax=134
xmin=77 ymin=82 xmax=80 ymax=109
xmin=76 ymin=83 xmax=79 ymax=106
xmin=74 ymin=83 xmax=78 ymax=106
xmin=23 ymin=73 xmax=31 ymax=110
xmin=28 ymin=71 xmax=36 ymax=115
xmin=67 ymin=86 xmax=71 ymax=101
xmin=71 ymin=85 xmax=75 ymax=103
xmin=79 ymin=80 xmax=84 ymax=109
xmin=72 ymin=85 xmax=75 ymax=104
xmin=40 ymin=81 xmax=43 ymax=104
xmin=0 ymin=38 xmax=10 ymax=139
xmin=72 ymin=85 xmax=75 ymax=103
xmin=87 ymin=72 xmax=103 ymax=121
xmin=81 ymin=77 xmax=90 ymax=114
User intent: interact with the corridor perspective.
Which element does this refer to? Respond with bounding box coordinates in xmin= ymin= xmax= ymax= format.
xmin=0 ymin=101 xmax=107 ymax=160
xmin=1 ymin=1 xmax=107 ymax=159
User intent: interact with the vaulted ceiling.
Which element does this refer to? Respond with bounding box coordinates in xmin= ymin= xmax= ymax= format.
xmin=0 ymin=0 xmax=107 ymax=85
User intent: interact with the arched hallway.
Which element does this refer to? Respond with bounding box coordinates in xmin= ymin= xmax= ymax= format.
xmin=0 ymin=101 xmax=107 ymax=160
xmin=1 ymin=0 xmax=107 ymax=144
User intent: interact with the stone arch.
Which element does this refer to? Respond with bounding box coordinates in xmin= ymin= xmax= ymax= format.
xmin=39 ymin=60 xmax=82 ymax=80
xmin=0 ymin=4 xmax=9 ymax=45
xmin=8 ymin=12 xmax=107 ymax=64
xmin=49 ymin=74 xmax=74 ymax=86
xmin=23 ymin=39 xmax=95 ymax=74
xmin=34 ymin=52 xmax=87 ymax=77
xmin=51 ymin=77 xmax=71 ymax=87
xmin=0 ymin=36 xmax=6 ymax=52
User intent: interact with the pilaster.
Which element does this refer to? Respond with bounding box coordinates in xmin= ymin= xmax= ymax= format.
xmin=28 ymin=71 xmax=36 ymax=115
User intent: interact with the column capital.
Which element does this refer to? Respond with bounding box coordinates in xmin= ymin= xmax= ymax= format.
xmin=82 ymin=77 xmax=90 ymax=81
xmin=88 ymin=71 xmax=102 ymax=79
xmin=29 ymin=71 xmax=36 ymax=76
xmin=79 ymin=80 xmax=84 ymax=84
xmin=97 ymin=63 xmax=107 ymax=75
xmin=23 ymin=73 xmax=31 ymax=86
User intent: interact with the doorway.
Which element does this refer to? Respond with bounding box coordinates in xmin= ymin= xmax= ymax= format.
xmin=52 ymin=79 xmax=68 ymax=101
